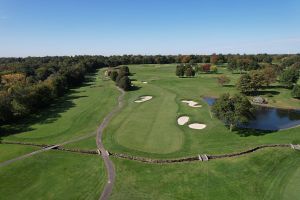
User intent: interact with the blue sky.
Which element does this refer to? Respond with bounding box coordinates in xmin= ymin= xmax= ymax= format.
xmin=0 ymin=0 xmax=299 ymax=56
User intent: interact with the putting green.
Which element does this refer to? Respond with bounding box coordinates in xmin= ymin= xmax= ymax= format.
xmin=113 ymin=85 xmax=183 ymax=154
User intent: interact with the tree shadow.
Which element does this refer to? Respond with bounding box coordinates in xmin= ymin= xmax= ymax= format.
xmin=262 ymin=85 xmax=288 ymax=90
xmin=247 ymin=90 xmax=280 ymax=96
xmin=130 ymin=85 xmax=141 ymax=91
xmin=234 ymin=127 xmax=278 ymax=137
xmin=0 ymin=73 xmax=96 ymax=140
xmin=223 ymin=84 xmax=235 ymax=88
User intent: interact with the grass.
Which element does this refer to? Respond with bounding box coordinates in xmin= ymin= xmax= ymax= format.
xmin=0 ymin=144 xmax=39 ymax=163
xmin=0 ymin=69 xmax=116 ymax=199
xmin=1 ymin=69 xmax=119 ymax=148
xmin=1 ymin=64 xmax=300 ymax=199
xmin=103 ymin=64 xmax=300 ymax=158
xmin=0 ymin=151 xmax=105 ymax=200
xmin=111 ymin=149 xmax=300 ymax=200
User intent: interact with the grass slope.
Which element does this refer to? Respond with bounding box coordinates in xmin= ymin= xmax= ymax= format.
xmin=0 ymin=151 xmax=105 ymax=200
xmin=1 ymin=69 xmax=118 ymax=148
xmin=111 ymin=149 xmax=300 ymax=200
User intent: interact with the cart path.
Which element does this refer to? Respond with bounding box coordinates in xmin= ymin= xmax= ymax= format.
xmin=0 ymin=132 xmax=96 ymax=168
xmin=96 ymin=87 xmax=125 ymax=200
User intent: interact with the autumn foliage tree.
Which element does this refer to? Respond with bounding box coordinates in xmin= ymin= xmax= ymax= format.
xmin=217 ymin=75 xmax=230 ymax=86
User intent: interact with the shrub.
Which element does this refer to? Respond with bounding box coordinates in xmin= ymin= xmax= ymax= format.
xmin=292 ymin=84 xmax=300 ymax=98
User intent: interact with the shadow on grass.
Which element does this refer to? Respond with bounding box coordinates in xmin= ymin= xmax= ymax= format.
xmin=247 ymin=90 xmax=280 ymax=96
xmin=130 ymin=85 xmax=141 ymax=91
xmin=234 ymin=127 xmax=277 ymax=137
xmin=0 ymin=73 xmax=97 ymax=140
xmin=222 ymin=84 xmax=235 ymax=88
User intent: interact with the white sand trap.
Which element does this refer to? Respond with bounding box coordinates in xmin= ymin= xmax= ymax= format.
xmin=134 ymin=96 xmax=153 ymax=103
xmin=142 ymin=81 xmax=148 ymax=84
xmin=188 ymin=123 xmax=207 ymax=130
xmin=181 ymin=100 xmax=202 ymax=108
xmin=177 ymin=116 xmax=190 ymax=125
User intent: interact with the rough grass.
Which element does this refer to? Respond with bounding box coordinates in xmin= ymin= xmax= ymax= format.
xmin=111 ymin=149 xmax=300 ymax=200
xmin=0 ymin=151 xmax=105 ymax=200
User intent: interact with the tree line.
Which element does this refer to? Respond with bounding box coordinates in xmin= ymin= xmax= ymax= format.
xmin=1 ymin=54 xmax=299 ymax=126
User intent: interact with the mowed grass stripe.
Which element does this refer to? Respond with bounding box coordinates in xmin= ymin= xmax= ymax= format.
xmin=0 ymin=144 xmax=39 ymax=163
xmin=0 ymin=151 xmax=105 ymax=200
xmin=114 ymin=83 xmax=183 ymax=154
xmin=110 ymin=149 xmax=300 ymax=200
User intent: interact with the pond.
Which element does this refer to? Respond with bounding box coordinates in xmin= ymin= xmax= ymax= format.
xmin=203 ymin=97 xmax=300 ymax=131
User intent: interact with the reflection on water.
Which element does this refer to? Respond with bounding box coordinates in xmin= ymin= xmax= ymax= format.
xmin=203 ymin=97 xmax=300 ymax=130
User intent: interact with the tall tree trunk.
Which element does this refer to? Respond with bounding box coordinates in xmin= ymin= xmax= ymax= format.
xmin=230 ymin=124 xmax=234 ymax=132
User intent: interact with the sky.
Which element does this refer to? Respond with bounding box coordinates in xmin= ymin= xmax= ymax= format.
xmin=0 ymin=0 xmax=300 ymax=57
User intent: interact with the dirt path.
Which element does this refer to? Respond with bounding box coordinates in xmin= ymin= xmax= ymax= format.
xmin=96 ymin=87 xmax=125 ymax=200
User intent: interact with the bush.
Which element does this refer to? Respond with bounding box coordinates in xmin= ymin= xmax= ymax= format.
xmin=292 ymin=84 xmax=300 ymax=98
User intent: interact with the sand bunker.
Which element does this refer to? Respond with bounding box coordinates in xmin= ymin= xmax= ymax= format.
xmin=181 ymin=100 xmax=202 ymax=108
xmin=177 ymin=116 xmax=190 ymax=125
xmin=134 ymin=96 xmax=153 ymax=103
xmin=142 ymin=81 xmax=148 ymax=84
xmin=188 ymin=123 xmax=207 ymax=130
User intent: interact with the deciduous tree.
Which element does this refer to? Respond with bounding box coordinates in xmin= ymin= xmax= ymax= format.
xmin=212 ymin=93 xmax=254 ymax=131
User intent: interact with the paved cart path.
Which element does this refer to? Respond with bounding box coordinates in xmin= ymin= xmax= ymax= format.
xmin=96 ymin=87 xmax=125 ymax=200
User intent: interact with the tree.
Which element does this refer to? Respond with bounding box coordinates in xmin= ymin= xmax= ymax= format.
xmin=116 ymin=71 xmax=125 ymax=83
xmin=185 ymin=66 xmax=195 ymax=77
xmin=262 ymin=67 xmax=277 ymax=86
xmin=175 ymin=65 xmax=185 ymax=77
xmin=211 ymin=66 xmax=218 ymax=73
xmin=117 ymin=76 xmax=131 ymax=91
xmin=249 ymin=70 xmax=265 ymax=91
xmin=0 ymin=91 xmax=13 ymax=123
xmin=212 ymin=93 xmax=254 ymax=131
xmin=291 ymin=84 xmax=300 ymax=99
xmin=279 ymin=68 xmax=300 ymax=88
xmin=210 ymin=53 xmax=218 ymax=64
xmin=236 ymin=74 xmax=252 ymax=93
xmin=120 ymin=66 xmax=130 ymax=76
xmin=217 ymin=75 xmax=230 ymax=86
xmin=110 ymin=70 xmax=118 ymax=81
xmin=201 ymin=64 xmax=211 ymax=73
xmin=236 ymin=71 xmax=264 ymax=94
